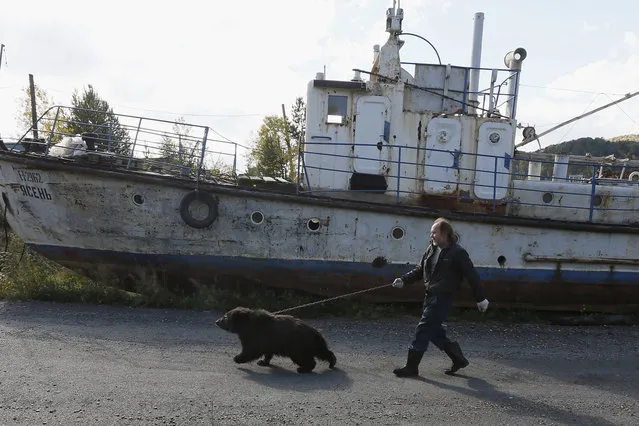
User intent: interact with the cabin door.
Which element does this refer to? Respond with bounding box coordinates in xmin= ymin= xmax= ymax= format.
xmin=473 ymin=122 xmax=514 ymax=200
xmin=353 ymin=96 xmax=391 ymax=175
xmin=423 ymin=117 xmax=462 ymax=193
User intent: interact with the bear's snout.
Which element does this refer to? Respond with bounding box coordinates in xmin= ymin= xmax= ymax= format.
xmin=215 ymin=317 xmax=227 ymax=330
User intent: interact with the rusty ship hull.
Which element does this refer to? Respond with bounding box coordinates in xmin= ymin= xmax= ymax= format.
xmin=1 ymin=152 xmax=637 ymax=313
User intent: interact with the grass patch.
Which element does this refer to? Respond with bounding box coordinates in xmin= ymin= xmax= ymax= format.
xmin=0 ymin=245 xmax=141 ymax=306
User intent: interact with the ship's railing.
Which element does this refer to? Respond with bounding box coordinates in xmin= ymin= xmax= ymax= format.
xmin=400 ymin=62 xmax=521 ymax=119
xmin=299 ymin=142 xmax=639 ymax=223
xmin=10 ymin=106 xmax=239 ymax=183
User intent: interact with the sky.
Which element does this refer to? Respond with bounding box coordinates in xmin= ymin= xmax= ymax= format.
xmin=1 ymin=0 xmax=638 ymax=172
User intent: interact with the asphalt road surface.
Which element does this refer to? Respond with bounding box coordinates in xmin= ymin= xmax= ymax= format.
xmin=0 ymin=301 xmax=637 ymax=425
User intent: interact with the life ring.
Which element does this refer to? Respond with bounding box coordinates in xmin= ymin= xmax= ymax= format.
xmin=179 ymin=190 xmax=218 ymax=228
xmin=628 ymin=171 xmax=639 ymax=182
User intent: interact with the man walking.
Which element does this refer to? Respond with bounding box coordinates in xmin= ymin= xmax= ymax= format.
xmin=391 ymin=217 xmax=489 ymax=377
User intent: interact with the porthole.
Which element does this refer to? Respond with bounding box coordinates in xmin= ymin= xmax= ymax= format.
xmin=593 ymin=195 xmax=603 ymax=207
xmin=488 ymin=132 xmax=501 ymax=144
xmin=307 ymin=218 xmax=321 ymax=232
xmin=372 ymin=256 xmax=387 ymax=267
xmin=391 ymin=227 xmax=405 ymax=240
xmin=497 ymin=255 xmax=506 ymax=266
xmin=133 ymin=194 xmax=145 ymax=205
xmin=250 ymin=211 xmax=264 ymax=225
xmin=542 ymin=192 xmax=553 ymax=204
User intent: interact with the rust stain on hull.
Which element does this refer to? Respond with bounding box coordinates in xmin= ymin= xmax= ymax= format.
xmin=417 ymin=193 xmax=508 ymax=215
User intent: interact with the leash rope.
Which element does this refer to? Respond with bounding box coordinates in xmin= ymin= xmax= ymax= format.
xmin=272 ymin=282 xmax=394 ymax=315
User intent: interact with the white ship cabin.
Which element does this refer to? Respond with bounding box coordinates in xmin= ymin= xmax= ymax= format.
xmin=303 ymin=5 xmax=523 ymax=208
xmin=302 ymin=3 xmax=639 ymax=225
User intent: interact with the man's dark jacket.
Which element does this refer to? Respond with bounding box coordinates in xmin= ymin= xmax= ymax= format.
xmin=401 ymin=242 xmax=485 ymax=302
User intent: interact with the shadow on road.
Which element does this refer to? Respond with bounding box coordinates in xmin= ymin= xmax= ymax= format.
xmin=416 ymin=373 xmax=617 ymax=426
xmin=493 ymin=355 xmax=639 ymax=400
xmin=236 ymin=364 xmax=353 ymax=392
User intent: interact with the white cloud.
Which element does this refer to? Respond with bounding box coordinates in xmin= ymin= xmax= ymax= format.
xmin=517 ymin=49 xmax=639 ymax=150
xmin=0 ymin=0 xmax=342 ymax=167
xmin=583 ymin=21 xmax=599 ymax=33
xmin=624 ymin=31 xmax=638 ymax=49
xmin=2 ymin=0 xmax=639 ymax=169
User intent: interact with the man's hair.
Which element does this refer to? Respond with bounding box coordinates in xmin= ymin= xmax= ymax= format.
xmin=433 ymin=217 xmax=459 ymax=244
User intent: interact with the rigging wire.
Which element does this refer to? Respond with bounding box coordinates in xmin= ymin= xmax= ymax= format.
xmin=520 ymin=84 xmax=627 ymax=96
xmin=558 ymin=93 xmax=601 ymax=143
xmin=603 ymin=93 xmax=637 ymax=125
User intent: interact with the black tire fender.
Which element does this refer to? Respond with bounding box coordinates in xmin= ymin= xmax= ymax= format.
xmin=179 ymin=190 xmax=219 ymax=228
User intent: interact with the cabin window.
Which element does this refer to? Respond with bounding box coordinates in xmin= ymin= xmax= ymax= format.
xmin=327 ymin=95 xmax=348 ymax=124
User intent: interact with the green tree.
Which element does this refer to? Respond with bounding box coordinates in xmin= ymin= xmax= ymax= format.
xmin=248 ymin=115 xmax=289 ymax=178
xmin=153 ymin=117 xmax=234 ymax=178
xmin=16 ymin=85 xmax=71 ymax=144
xmin=68 ymin=85 xmax=131 ymax=155
xmin=513 ymin=136 xmax=639 ymax=180
xmin=539 ymin=137 xmax=639 ymax=177
xmin=158 ymin=117 xmax=199 ymax=167
xmin=287 ymin=97 xmax=306 ymax=179
xmin=248 ymin=98 xmax=306 ymax=180
xmin=289 ymin=96 xmax=306 ymax=147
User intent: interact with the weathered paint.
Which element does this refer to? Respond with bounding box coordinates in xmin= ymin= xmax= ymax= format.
xmin=1 ymin=155 xmax=638 ymax=313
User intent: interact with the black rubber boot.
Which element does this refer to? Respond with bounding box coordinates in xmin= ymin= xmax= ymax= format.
xmin=443 ymin=341 xmax=469 ymax=375
xmin=393 ymin=349 xmax=424 ymax=377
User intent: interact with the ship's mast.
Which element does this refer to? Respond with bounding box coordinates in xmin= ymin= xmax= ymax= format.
xmin=386 ymin=0 xmax=403 ymax=35
xmin=375 ymin=1 xmax=404 ymax=81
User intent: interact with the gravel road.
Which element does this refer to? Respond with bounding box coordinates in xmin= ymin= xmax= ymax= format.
xmin=0 ymin=301 xmax=637 ymax=425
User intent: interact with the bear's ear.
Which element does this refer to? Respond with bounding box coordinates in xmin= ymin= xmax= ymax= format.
xmin=228 ymin=308 xmax=249 ymax=331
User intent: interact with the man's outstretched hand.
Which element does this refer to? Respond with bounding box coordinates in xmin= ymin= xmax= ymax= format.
xmin=392 ymin=278 xmax=404 ymax=289
xmin=476 ymin=299 xmax=489 ymax=312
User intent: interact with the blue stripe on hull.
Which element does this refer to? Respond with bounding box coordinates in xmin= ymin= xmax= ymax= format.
xmin=29 ymin=244 xmax=639 ymax=285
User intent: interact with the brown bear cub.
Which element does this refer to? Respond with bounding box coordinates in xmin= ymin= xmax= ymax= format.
xmin=215 ymin=306 xmax=337 ymax=373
